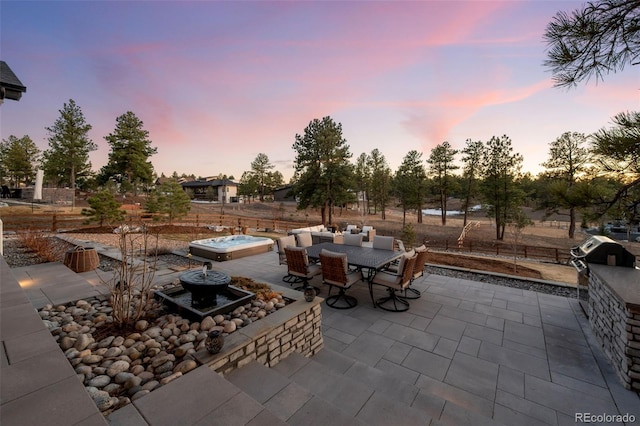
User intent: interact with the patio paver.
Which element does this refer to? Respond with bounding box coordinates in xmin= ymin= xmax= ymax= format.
xmin=2 ymin=243 xmax=638 ymax=425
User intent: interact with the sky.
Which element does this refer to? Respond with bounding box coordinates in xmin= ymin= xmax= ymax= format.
xmin=1 ymin=1 xmax=638 ymax=183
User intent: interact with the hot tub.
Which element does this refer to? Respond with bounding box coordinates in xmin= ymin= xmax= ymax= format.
xmin=189 ymin=235 xmax=274 ymax=262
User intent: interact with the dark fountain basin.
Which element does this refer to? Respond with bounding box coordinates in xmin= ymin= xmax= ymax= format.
xmin=155 ymin=268 xmax=255 ymax=321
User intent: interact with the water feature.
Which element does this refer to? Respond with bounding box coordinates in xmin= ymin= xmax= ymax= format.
xmin=154 ymin=267 xmax=255 ymax=320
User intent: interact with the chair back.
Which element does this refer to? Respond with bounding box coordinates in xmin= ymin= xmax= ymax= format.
xmin=413 ymin=245 xmax=429 ymax=279
xmin=284 ymin=246 xmax=311 ymax=276
xmin=401 ymin=254 xmax=417 ymax=287
xmin=343 ymin=233 xmax=363 ymax=246
xmin=372 ymin=235 xmax=395 ymax=251
xmin=394 ymin=239 xmax=405 ymax=252
xmin=319 ymin=250 xmax=349 ymax=287
xmin=276 ymin=235 xmax=297 ymax=265
xmin=295 ymin=232 xmax=313 ymax=248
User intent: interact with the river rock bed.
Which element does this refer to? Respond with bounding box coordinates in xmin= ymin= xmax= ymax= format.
xmin=39 ymin=282 xmax=287 ymax=416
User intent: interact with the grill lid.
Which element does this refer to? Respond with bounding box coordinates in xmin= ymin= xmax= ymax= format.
xmin=570 ymin=235 xmax=636 ymax=268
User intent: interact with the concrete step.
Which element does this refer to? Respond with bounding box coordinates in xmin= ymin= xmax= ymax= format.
xmin=305 ymin=347 xmax=507 ymax=426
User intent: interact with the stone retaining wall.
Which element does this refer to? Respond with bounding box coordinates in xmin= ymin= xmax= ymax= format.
xmin=588 ymin=270 xmax=640 ymax=390
xmin=195 ymin=296 xmax=323 ymax=374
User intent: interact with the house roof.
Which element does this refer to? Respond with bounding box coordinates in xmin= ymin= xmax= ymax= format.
xmin=0 ymin=61 xmax=27 ymax=101
xmin=181 ymin=179 xmax=238 ymax=188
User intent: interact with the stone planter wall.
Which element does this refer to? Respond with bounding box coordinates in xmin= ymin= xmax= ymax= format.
xmin=588 ymin=267 xmax=640 ymax=391
xmin=195 ymin=296 xmax=323 ymax=374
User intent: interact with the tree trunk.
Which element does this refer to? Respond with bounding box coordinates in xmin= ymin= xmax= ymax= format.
xmin=441 ymin=190 xmax=447 ymax=226
xmin=463 ymin=175 xmax=475 ymax=227
xmin=71 ymin=162 xmax=76 ymax=210
xmin=568 ymin=206 xmax=576 ymax=238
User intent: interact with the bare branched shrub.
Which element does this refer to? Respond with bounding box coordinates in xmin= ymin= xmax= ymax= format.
xmin=101 ymin=225 xmax=158 ymax=328
xmin=17 ymin=230 xmax=69 ymax=262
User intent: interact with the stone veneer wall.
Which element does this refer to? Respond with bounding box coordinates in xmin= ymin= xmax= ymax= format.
xmin=588 ymin=272 xmax=640 ymax=391
xmin=195 ymin=298 xmax=323 ymax=375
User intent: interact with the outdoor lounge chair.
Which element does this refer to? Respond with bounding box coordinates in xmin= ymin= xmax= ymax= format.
xmin=284 ymin=246 xmax=321 ymax=294
xmin=319 ymin=249 xmax=362 ymax=309
xmin=360 ymin=225 xmax=376 ymax=242
xmin=369 ymin=252 xmax=417 ymax=312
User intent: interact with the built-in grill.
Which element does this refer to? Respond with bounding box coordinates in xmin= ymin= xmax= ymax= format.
xmin=570 ymin=235 xmax=637 ymax=302
xmin=570 ymin=235 xmax=636 ymax=271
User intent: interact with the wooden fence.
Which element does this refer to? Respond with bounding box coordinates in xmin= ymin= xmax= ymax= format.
xmin=0 ymin=213 xmax=311 ymax=234
xmin=427 ymin=239 xmax=571 ymax=264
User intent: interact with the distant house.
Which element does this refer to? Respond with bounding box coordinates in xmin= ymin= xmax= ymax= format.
xmin=273 ymin=185 xmax=295 ymax=202
xmin=155 ymin=176 xmax=192 ymax=186
xmin=0 ymin=61 xmax=27 ymax=104
xmin=181 ymin=178 xmax=238 ymax=202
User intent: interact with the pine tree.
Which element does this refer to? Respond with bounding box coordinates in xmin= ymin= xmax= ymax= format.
xmin=292 ymin=116 xmax=354 ymax=225
xmin=100 ymin=111 xmax=157 ymax=195
xmin=480 ymin=135 xmax=524 ymax=240
xmin=146 ymin=181 xmax=191 ymax=224
xmin=426 ymin=141 xmax=459 ymax=225
xmin=0 ymin=135 xmax=40 ymax=187
xmin=42 ymin=99 xmax=96 ymax=207
xmin=81 ymin=190 xmax=126 ymax=226
xmin=395 ymin=150 xmax=427 ymax=226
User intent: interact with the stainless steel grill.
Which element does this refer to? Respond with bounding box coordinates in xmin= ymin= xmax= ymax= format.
xmin=570 ymin=235 xmax=636 ymax=303
xmin=570 ymin=235 xmax=636 ymax=272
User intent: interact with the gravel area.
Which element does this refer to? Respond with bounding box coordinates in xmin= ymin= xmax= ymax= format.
xmin=2 ymin=238 xmax=49 ymax=267
xmin=2 ymin=234 xmax=199 ymax=271
xmin=424 ymin=265 xmax=578 ymax=298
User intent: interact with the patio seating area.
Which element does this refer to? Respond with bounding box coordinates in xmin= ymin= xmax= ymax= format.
xmin=1 ymin=239 xmax=639 ymax=425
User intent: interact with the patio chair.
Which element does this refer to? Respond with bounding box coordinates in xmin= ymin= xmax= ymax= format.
xmin=319 ymin=249 xmax=362 ymax=309
xmin=398 ymin=245 xmax=428 ymax=299
xmin=372 ymin=235 xmax=395 ymax=251
xmin=284 ymin=246 xmax=321 ymax=294
xmin=277 ymin=235 xmax=299 ymax=284
xmin=394 ymin=239 xmax=405 ymax=252
xmin=295 ymin=232 xmax=313 ymax=248
xmin=276 ymin=235 xmax=297 ymax=265
xmin=369 ymin=252 xmax=417 ymax=312
xmin=343 ymin=233 xmax=363 ymax=247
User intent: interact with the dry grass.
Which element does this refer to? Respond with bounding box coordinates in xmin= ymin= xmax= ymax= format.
xmin=16 ymin=230 xmax=70 ymax=262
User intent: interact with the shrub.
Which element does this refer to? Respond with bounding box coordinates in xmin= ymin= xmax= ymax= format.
xmin=82 ymin=190 xmax=125 ymax=226
xmin=17 ymin=230 xmax=68 ymax=262
xmin=101 ymin=225 xmax=158 ymax=328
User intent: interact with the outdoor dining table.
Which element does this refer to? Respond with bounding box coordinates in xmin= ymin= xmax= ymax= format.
xmin=306 ymin=242 xmax=404 ymax=280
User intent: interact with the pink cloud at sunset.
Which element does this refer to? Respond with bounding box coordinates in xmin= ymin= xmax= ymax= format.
xmin=1 ymin=1 xmax=636 ymax=183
